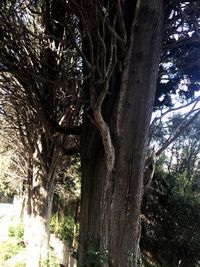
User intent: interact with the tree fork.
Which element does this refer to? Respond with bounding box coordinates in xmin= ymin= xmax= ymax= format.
xmin=79 ymin=0 xmax=165 ymax=266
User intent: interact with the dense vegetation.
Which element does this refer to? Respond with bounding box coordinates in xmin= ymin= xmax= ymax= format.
xmin=141 ymin=116 xmax=200 ymax=267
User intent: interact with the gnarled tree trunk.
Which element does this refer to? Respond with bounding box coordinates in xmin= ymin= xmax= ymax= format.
xmin=79 ymin=1 xmax=165 ymax=266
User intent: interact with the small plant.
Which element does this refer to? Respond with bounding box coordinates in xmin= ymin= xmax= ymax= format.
xmin=86 ymin=245 xmax=108 ymax=266
xmin=50 ymin=214 xmax=76 ymax=247
xmin=43 ymin=246 xmax=60 ymax=267
xmin=8 ymin=223 xmax=24 ymax=242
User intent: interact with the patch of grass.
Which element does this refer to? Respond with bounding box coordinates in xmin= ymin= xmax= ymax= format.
xmin=0 ymin=240 xmax=25 ymax=261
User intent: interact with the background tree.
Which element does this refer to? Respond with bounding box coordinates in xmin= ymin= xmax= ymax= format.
xmin=141 ymin=117 xmax=200 ymax=267
xmin=0 ymin=1 xmax=81 ymax=266
xmin=51 ymin=156 xmax=81 ymax=252
xmin=0 ymin=107 xmax=29 ymax=201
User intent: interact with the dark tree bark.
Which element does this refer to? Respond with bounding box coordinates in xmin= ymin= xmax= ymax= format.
xmin=79 ymin=1 xmax=165 ymax=266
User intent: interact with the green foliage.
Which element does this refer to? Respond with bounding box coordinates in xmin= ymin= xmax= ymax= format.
xmin=8 ymin=224 xmax=24 ymax=242
xmin=141 ymin=171 xmax=200 ymax=267
xmin=56 ymin=156 xmax=81 ymax=197
xmin=0 ymin=233 xmax=58 ymax=267
xmin=85 ymin=244 xmax=108 ymax=266
xmin=140 ymin=256 xmax=160 ymax=267
xmin=0 ymin=240 xmax=25 ymax=261
xmin=50 ymin=214 xmax=77 ymax=247
xmin=43 ymin=246 xmax=60 ymax=267
xmin=143 ymin=113 xmax=200 ymax=266
xmin=51 ymin=156 xmax=80 ymax=254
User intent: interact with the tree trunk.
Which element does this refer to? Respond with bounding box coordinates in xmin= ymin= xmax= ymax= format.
xmin=24 ymin=163 xmax=56 ymax=267
xmin=79 ymin=1 xmax=164 ymax=267
xmin=26 ymin=208 xmax=51 ymax=267
xmin=25 ymin=185 xmax=54 ymax=267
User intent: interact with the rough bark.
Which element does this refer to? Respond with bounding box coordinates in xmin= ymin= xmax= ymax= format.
xmin=24 ymin=171 xmax=54 ymax=267
xmin=24 ymin=151 xmax=58 ymax=267
xmin=25 ymin=207 xmax=51 ymax=267
xmin=79 ymin=1 xmax=164 ymax=267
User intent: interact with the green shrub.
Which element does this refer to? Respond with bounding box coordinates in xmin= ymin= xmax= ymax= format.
xmin=8 ymin=224 xmax=24 ymax=242
xmin=50 ymin=214 xmax=75 ymax=247
xmin=43 ymin=246 xmax=60 ymax=267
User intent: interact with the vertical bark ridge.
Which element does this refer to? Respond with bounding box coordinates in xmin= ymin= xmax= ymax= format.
xmin=79 ymin=1 xmax=165 ymax=266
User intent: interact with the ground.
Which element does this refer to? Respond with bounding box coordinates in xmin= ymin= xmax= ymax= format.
xmin=0 ymin=203 xmax=77 ymax=267
xmin=0 ymin=203 xmax=26 ymax=267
